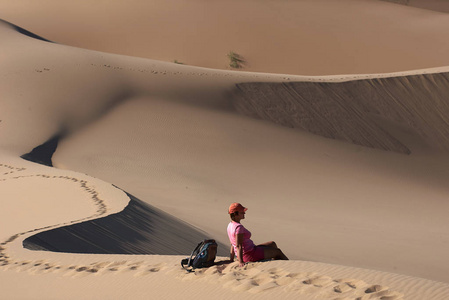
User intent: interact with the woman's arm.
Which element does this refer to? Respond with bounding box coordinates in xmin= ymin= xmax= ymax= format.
xmin=236 ymin=233 xmax=245 ymax=267
xmin=230 ymin=245 xmax=235 ymax=262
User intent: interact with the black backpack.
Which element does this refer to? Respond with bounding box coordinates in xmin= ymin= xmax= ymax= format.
xmin=181 ymin=239 xmax=218 ymax=272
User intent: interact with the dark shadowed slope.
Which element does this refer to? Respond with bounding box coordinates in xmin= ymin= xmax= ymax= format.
xmin=235 ymin=72 xmax=449 ymax=154
xmin=23 ymin=192 xmax=228 ymax=256
xmin=21 ymin=134 xmax=61 ymax=167
xmin=20 ymin=137 xmax=227 ymax=257
xmin=381 ymin=0 xmax=449 ymax=13
xmin=0 ymin=19 xmax=53 ymax=42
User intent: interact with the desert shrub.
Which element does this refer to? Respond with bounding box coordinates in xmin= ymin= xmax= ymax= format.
xmin=227 ymin=51 xmax=245 ymax=69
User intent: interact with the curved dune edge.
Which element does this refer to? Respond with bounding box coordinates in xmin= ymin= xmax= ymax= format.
xmin=0 ymin=148 xmax=441 ymax=299
xmin=22 ymin=194 xmax=229 ymax=256
xmin=3 ymin=17 xmax=449 ymax=157
xmin=0 ymin=157 xmax=128 ymax=257
xmin=0 ymin=154 xmax=447 ymax=299
xmin=16 ymin=135 xmax=228 ymax=256
xmin=1 ymin=19 xmax=449 ymax=299
xmin=381 ymin=0 xmax=449 ymax=13
xmin=2 ymin=0 xmax=449 ymax=76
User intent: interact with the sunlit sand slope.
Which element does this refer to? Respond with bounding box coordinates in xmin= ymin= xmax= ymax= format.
xmin=1 ymin=0 xmax=449 ymax=75
xmin=2 ymin=16 xmax=449 ymax=300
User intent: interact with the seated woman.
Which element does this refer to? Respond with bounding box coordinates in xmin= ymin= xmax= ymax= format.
xmin=227 ymin=202 xmax=288 ymax=267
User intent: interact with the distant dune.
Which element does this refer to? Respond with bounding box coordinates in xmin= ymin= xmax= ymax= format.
xmin=2 ymin=0 xmax=449 ymax=299
xmin=1 ymin=0 xmax=449 ymax=75
xmin=235 ymin=72 xmax=449 ymax=154
xmin=382 ymin=0 xmax=449 ymax=13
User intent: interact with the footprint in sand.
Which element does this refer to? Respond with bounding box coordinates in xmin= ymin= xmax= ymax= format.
xmin=276 ymin=272 xmax=305 ymax=286
xmin=361 ymin=285 xmax=403 ymax=300
xmin=24 ymin=261 xmax=63 ymax=274
xmin=134 ymin=265 xmax=162 ymax=277
xmin=0 ymin=164 xmax=405 ymax=299
xmin=122 ymin=262 xmax=143 ymax=272
xmin=248 ymin=281 xmax=279 ymax=294
xmin=338 ymin=278 xmax=367 ymax=289
xmin=87 ymin=262 xmax=111 ymax=274
xmin=231 ymin=278 xmax=262 ymax=292
xmin=58 ymin=264 xmax=100 ymax=278
xmin=0 ymin=164 xmax=26 ymax=176
xmin=334 ymin=282 xmax=356 ymax=293
xmin=0 ymin=167 xmax=132 ymax=281
xmin=302 ymin=275 xmax=335 ymax=288
xmin=31 ymin=263 xmax=63 ymax=275
xmin=69 ymin=266 xmax=98 ymax=278
xmin=183 ymin=262 xmax=404 ymax=299
xmin=103 ymin=261 xmax=128 ymax=273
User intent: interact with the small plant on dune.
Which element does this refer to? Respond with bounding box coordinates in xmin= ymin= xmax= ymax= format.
xmin=173 ymin=59 xmax=184 ymax=64
xmin=227 ymin=51 xmax=245 ymax=69
xmin=381 ymin=0 xmax=410 ymax=4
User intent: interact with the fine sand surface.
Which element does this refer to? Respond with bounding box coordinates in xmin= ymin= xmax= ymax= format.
xmin=1 ymin=1 xmax=449 ymax=299
xmin=383 ymin=0 xmax=449 ymax=13
xmin=1 ymin=0 xmax=449 ymax=75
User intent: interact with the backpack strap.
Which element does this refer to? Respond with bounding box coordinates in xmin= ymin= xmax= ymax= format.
xmin=187 ymin=240 xmax=205 ymax=267
xmin=181 ymin=240 xmax=205 ymax=272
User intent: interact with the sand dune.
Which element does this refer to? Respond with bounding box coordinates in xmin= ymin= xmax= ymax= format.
xmin=24 ymin=193 xmax=229 ymax=256
xmin=20 ymin=138 xmax=227 ymax=255
xmin=383 ymin=0 xmax=449 ymax=13
xmin=235 ymin=71 xmax=449 ymax=154
xmin=0 ymin=156 xmax=420 ymax=300
xmin=1 ymin=0 xmax=449 ymax=75
xmin=1 ymin=1 xmax=449 ymax=299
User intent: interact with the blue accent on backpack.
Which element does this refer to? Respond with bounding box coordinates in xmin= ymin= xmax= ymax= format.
xmin=181 ymin=239 xmax=218 ymax=272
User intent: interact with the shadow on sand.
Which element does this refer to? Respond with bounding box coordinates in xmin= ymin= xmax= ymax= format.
xmin=21 ymin=135 xmax=227 ymax=256
xmin=23 ymin=192 xmax=228 ymax=256
xmin=1 ymin=19 xmax=53 ymax=43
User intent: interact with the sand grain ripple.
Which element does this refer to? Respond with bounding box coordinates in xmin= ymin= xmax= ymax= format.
xmin=235 ymin=72 xmax=449 ymax=154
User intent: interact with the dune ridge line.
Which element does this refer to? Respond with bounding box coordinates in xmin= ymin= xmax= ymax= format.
xmin=1 ymin=13 xmax=449 ymax=299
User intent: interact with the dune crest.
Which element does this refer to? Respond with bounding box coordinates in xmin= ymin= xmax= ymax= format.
xmin=381 ymin=0 xmax=449 ymax=13
xmin=235 ymin=71 xmax=449 ymax=154
xmin=2 ymin=2 xmax=449 ymax=298
xmin=2 ymin=0 xmax=449 ymax=75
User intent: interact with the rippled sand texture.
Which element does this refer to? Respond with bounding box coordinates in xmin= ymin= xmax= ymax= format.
xmin=1 ymin=1 xmax=449 ymax=299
